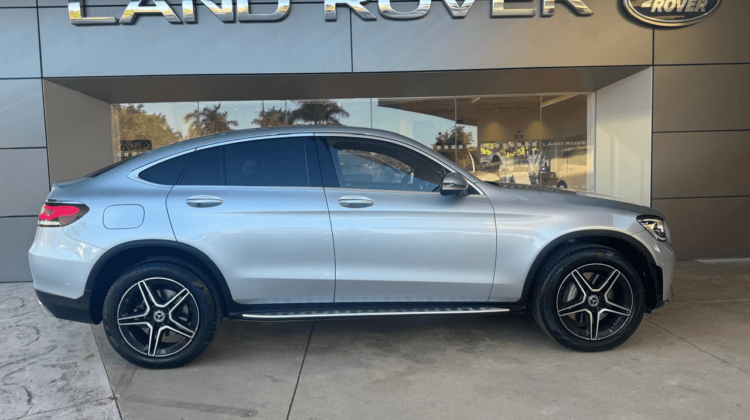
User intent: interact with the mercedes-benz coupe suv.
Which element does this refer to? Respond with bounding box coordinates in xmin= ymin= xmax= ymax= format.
xmin=30 ymin=127 xmax=675 ymax=369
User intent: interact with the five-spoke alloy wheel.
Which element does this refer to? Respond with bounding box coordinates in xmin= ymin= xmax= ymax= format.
xmin=531 ymin=244 xmax=645 ymax=352
xmin=103 ymin=261 xmax=222 ymax=369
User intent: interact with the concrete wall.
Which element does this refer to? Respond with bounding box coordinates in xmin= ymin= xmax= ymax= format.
xmin=650 ymin=1 xmax=750 ymax=259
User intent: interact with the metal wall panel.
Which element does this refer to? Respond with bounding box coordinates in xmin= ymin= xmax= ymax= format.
xmin=653 ymin=131 xmax=750 ymax=199
xmin=0 ymin=8 xmax=41 ymax=78
xmin=38 ymin=4 xmax=351 ymax=77
xmin=0 ymin=80 xmax=47 ymax=149
xmin=0 ymin=217 xmax=37 ymax=282
xmin=653 ymin=65 xmax=750 ymax=133
xmin=351 ymin=1 xmax=652 ymax=73
xmin=653 ymin=197 xmax=750 ymax=260
xmin=0 ymin=149 xmax=50 ymax=217
xmin=43 ymin=81 xmax=113 ymax=184
xmin=655 ymin=1 xmax=750 ymax=65
xmin=0 ymin=0 xmax=36 ymax=7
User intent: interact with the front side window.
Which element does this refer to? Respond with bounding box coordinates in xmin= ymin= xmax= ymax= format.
xmin=325 ymin=138 xmax=447 ymax=192
xmin=179 ymin=137 xmax=313 ymax=187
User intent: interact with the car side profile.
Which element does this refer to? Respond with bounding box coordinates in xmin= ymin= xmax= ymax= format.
xmin=30 ymin=127 xmax=675 ymax=369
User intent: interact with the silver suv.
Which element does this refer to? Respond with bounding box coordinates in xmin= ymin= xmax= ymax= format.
xmin=30 ymin=127 xmax=675 ymax=369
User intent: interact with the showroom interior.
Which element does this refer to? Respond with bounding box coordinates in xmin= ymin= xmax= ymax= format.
xmin=1 ymin=0 xmax=749 ymax=283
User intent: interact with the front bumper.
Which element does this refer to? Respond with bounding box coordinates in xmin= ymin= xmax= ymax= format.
xmin=36 ymin=289 xmax=94 ymax=324
xmin=632 ymin=230 xmax=676 ymax=309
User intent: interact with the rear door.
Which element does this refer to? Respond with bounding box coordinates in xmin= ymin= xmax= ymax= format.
xmin=167 ymin=135 xmax=336 ymax=305
xmin=317 ymin=135 xmax=497 ymax=303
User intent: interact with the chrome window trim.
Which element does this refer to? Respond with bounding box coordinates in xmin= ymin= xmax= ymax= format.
xmin=128 ymin=148 xmax=197 ymax=188
xmin=194 ymin=132 xmax=314 ymax=150
xmin=317 ymin=132 xmax=487 ymax=196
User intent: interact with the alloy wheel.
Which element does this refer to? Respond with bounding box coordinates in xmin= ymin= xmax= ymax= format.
xmin=556 ymin=263 xmax=634 ymax=341
xmin=116 ymin=277 xmax=200 ymax=358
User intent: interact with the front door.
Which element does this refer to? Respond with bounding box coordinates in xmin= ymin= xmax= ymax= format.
xmin=167 ymin=135 xmax=336 ymax=305
xmin=317 ymin=135 xmax=497 ymax=303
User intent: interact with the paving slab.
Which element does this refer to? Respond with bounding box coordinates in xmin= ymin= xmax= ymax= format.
xmin=20 ymin=399 xmax=120 ymax=420
xmin=93 ymin=318 xmax=314 ymax=420
xmin=0 ymin=283 xmax=116 ymax=420
xmin=288 ymin=312 xmax=750 ymax=420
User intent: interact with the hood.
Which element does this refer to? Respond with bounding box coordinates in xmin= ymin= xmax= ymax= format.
xmin=496 ymin=184 xmax=664 ymax=218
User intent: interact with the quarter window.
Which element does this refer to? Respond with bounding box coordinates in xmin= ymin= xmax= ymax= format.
xmin=325 ymin=138 xmax=447 ymax=192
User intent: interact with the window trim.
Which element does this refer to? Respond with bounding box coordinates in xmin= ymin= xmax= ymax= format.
xmin=317 ymin=133 xmax=486 ymax=196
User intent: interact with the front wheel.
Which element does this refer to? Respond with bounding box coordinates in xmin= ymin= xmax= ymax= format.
xmin=102 ymin=261 xmax=222 ymax=369
xmin=531 ymin=245 xmax=645 ymax=352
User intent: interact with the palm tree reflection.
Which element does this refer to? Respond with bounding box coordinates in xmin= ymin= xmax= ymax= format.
xmin=184 ymin=104 xmax=239 ymax=137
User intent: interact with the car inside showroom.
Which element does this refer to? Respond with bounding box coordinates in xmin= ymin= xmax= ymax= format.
xmin=0 ymin=0 xmax=748 ymax=419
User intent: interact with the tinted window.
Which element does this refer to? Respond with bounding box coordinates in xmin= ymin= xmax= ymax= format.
xmin=224 ymin=138 xmax=309 ymax=187
xmin=180 ymin=147 xmax=224 ymax=186
xmin=139 ymin=153 xmax=192 ymax=185
xmin=326 ymin=138 xmax=447 ymax=192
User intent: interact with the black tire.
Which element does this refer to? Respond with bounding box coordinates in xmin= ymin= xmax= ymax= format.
xmin=530 ymin=244 xmax=645 ymax=352
xmin=102 ymin=260 xmax=222 ymax=369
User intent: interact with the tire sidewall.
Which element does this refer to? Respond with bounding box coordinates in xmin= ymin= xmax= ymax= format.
xmin=102 ymin=262 xmax=219 ymax=369
xmin=537 ymin=247 xmax=646 ymax=351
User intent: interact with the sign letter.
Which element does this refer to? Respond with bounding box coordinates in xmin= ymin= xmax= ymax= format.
xmin=68 ymin=0 xmax=117 ymax=25
xmin=237 ymin=0 xmax=291 ymax=22
xmin=120 ymin=0 xmax=182 ymax=24
xmin=492 ymin=0 xmax=535 ymax=17
xmin=441 ymin=0 xmax=476 ymax=18
xmin=378 ymin=0 xmax=431 ymax=20
xmin=325 ymin=0 xmax=376 ymax=21
xmin=541 ymin=0 xmax=593 ymax=17
xmin=183 ymin=0 xmax=235 ymax=23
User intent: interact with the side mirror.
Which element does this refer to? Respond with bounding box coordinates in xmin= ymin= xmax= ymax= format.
xmin=440 ymin=173 xmax=469 ymax=196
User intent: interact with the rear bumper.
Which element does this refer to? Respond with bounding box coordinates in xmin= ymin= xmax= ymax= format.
xmin=28 ymin=226 xmax=105 ymax=300
xmin=35 ymin=289 xmax=94 ymax=324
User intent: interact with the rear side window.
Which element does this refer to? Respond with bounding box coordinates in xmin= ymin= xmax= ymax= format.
xmin=224 ymin=138 xmax=309 ymax=187
xmin=139 ymin=153 xmax=193 ymax=185
xmin=180 ymin=147 xmax=224 ymax=186
xmin=179 ymin=138 xmax=317 ymax=187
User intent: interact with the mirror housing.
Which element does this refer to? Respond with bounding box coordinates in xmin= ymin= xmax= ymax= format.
xmin=440 ymin=173 xmax=469 ymax=196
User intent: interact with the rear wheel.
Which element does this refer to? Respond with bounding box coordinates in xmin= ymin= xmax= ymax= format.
xmin=531 ymin=244 xmax=645 ymax=352
xmin=102 ymin=261 xmax=222 ymax=369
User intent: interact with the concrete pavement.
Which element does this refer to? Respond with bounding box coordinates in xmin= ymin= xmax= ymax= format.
xmin=2 ymin=260 xmax=749 ymax=419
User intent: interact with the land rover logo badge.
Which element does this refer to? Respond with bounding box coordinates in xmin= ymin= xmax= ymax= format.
xmin=624 ymin=0 xmax=721 ymax=27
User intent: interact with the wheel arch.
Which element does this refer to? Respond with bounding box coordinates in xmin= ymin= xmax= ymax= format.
xmin=85 ymin=240 xmax=233 ymax=324
xmin=521 ymin=230 xmax=662 ymax=311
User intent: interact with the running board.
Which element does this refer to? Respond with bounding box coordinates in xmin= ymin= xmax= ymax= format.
xmin=241 ymin=306 xmax=510 ymax=320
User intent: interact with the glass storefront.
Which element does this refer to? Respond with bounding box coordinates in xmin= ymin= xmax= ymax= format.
xmin=111 ymin=94 xmax=593 ymax=192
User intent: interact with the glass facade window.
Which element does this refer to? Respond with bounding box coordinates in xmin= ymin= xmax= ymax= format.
xmin=111 ymin=94 xmax=593 ymax=193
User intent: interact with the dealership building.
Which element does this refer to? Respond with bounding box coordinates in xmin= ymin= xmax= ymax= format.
xmin=0 ymin=0 xmax=747 ymax=282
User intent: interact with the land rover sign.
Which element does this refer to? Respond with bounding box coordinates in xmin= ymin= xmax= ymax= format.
xmin=624 ymin=0 xmax=721 ymax=27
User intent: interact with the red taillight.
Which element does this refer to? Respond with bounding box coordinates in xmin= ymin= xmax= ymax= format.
xmin=38 ymin=203 xmax=89 ymax=227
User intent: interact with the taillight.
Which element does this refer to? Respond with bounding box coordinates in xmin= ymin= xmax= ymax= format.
xmin=38 ymin=203 xmax=89 ymax=227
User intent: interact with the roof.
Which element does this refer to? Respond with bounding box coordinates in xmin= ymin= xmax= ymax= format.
xmin=166 ymin=125 xmax=431 ymax=153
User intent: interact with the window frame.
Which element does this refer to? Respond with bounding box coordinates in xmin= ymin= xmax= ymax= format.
xmin=318 ymin=134 xmax=483 ymax=195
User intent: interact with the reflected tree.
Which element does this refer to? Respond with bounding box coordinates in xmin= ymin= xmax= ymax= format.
xmin=252 ymin=106 xmax=293 ymax=128
xmin=434 ymin=126 xmax=474 ymax=148
xmin=290 ymin=100 xmax=350 ymax=125
xmin=112 ymin=104 xmax=183 ymax=150
xmin=184 ymin=104 xmax=238 ymax=138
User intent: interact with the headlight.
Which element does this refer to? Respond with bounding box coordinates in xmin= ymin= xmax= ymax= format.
xmin=638 ymin=216 xmax=669 ymax=243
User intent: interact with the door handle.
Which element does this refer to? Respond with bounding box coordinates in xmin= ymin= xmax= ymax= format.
xmin=338 ymin=196 xmax=374 ymax=208
xmin=186 ymin=195 xmax=223 ymax=208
